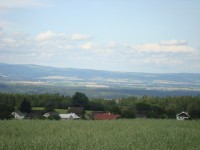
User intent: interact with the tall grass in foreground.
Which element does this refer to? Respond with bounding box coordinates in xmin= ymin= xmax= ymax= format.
xmin=0 ymin=119 xmax=200 ymax=150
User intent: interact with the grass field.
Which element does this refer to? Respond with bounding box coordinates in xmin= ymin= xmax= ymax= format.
xmin=32 ymin=107 xmax=67 ymax=113
xmin=0 ymin=119 xmax=200 ymax=150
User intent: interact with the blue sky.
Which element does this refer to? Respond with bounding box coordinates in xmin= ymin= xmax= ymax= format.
xmin=0 ymin=0 xmax=200 ymax=73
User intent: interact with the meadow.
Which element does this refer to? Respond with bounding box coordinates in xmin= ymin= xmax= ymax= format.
xmin=0 ymin=119 xmax=200 ymax=150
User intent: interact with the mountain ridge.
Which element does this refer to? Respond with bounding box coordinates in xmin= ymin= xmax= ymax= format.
xmin=0 ymin=63 xmax=199 ymax=98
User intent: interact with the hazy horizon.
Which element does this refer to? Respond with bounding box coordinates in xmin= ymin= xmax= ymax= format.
xmin=0 ymin=0 xmax=200 ymax=73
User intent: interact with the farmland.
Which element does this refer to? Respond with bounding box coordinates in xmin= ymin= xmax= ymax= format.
xmin=1 ymin=63 xmax=200 ymax=98
xmin=0 ymin=119 xmax=200 ymax=150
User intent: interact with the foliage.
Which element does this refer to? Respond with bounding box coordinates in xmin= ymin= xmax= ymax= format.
xmin=120 ymin=107 xmax=136 ymax=118
xmin=188 ymin=100 xmax=200 ymax=119
xmin=48 ymin=113 xmax=60 ymax=120
xmin=44 ymin=101 xmax=55 ymax=113
xmin=19 ymin=98 xmax=32 ymax=113
xmin=0 ymin=104 xmax=14 ymax=120
xmin=0 ymin=92 xmax=200 ymax=119
xmin=71 ymin=92 xmax=89 ymax=107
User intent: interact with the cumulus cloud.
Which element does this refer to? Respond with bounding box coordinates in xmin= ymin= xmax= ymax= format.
xmin=0 ymin=30 xmax=199 ymax=72
xmin=0 ymin=0 xmax=44 ymax=9
xmin=71 ymin=33 xmax=92 ymax=41
xmin=159 ymin=40 xmax=187 ymax=46
xmin=35 ymin=31 xmax=92 ymax=42
xmin=35 ymin=31 xmax=56 ymax=42
xmin=132 ymin=42 xmax=195 ymax=53
xmin=81 ymin=42 xmax=95 ymax=49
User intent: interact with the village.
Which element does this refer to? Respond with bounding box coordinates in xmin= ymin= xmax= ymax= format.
xmin=11 ymin=106 xmax=190 ymax=121
xmin=1 ymin=92 xmax=196 ymax=121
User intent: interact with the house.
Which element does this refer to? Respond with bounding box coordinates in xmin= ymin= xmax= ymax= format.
xmin=11 ymin=111 xmax=25 ymax=120
xmin=59 ymin=113 xmax=80 ymax=120
xmin=68 ymin=107 xmax=84 ymax=117
xmin=43 ymin=112 xmax=58 ymax=118
xmin=176 ymin=112 xmax=190 ymax=120
xmin=43 ymin=112 xmax=50 ymax=118
xmin=91 ymin=111 xmax=104 ymax=119
xmin=94 ymin=113 xmax=120 ymax=120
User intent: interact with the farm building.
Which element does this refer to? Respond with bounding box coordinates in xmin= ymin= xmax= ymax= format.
xmin=43 ymin=112 xmax=51 ymax=118
xmin=94 ymin=113 xmax=120 ymax=120
xmin=68 ymin=107 xmax=84 ymax=117
xmin=11 ymin=111 xmax=25 ymax=120
xmin=59 ymin=113 xmax=80 ymax=120
xmin=176 ymin=112 xmax=190 ymax=120
xmin=43 ymin=112 xmax=59 ymax=118
xmin=91 ymin=111 xmax=104 ymax=119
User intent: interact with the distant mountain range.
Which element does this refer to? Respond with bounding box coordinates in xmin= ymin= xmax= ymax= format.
xmin=0 ymin=63 xmax=199 ymax=98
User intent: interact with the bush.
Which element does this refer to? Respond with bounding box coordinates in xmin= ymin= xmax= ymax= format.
xmin=0 ymin=104 xmax=15 ymax=120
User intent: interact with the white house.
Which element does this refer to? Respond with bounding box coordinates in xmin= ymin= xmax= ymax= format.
xmin=176 ymin=111 xmax=190 ymax=120
xmin=43 ymin=112 xmax=51 ymax=118
xmin=11 ymin=111 xmax=25 ymax=120
xmin=59 ymin=113 xmax=80 ymax=120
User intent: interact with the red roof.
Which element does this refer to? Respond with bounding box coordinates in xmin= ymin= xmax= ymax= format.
xmin=94 ymin=113 xmax=120 ymax=120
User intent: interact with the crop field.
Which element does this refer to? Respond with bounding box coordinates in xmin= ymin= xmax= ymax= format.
xmin=0 ymin=119 xmax=200 ymax=150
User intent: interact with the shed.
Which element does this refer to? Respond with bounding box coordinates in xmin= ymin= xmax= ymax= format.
xmin=59 ymin=113 xmax=80 ymax=120
xmin=176 ymin=112 xmax=190 ymax=120
xmin=11 ymin=111 xmax=25 ymax=120
xmin=43 ymin=112 xmax=58 ymax=118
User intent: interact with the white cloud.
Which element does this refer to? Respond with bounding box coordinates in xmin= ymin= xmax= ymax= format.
xmin=0 ymin=0 xmax=44 ymax=9
xmin=35 ymin=31 xmax=56 ymax=42
xmin=64 ymin=45 xmax=73 ymax=49
xmin=0 ymin=30 xmax=199 ymax=73
xmin=35 ymin=31 xmax=92 ymax=42
xmin=132 ymin=42 xmax=195 ymax=53
xmin=81 ymin=42 xmax=94 ymax=49
xmin=71 ymin=33 xmax=92 ymax=41
xmin=159 ymin=40 xmax=187 ymax=46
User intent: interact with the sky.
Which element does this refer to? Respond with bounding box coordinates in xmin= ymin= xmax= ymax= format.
xmin=0 ymin=0 xmax=200 ymax=73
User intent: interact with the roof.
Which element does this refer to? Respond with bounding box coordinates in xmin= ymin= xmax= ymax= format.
xmin=177 ymin=112 xmax=190 ymax=117
xmin=68 ymin=107 xmax=84 ymax=115
xmin=12 ymin=111 xmax=25 ymax=116
xmin=43 ymin=112 xmax=59 ymax=117
xmin=59 ymin=113 xmax=80 ymax=119
xmin=92 ymin=111 xmax=104 ymax=117
xmin=94 ymin=113 xmax=120 ymax=120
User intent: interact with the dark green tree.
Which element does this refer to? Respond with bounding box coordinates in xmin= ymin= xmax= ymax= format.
xmin=71 ymin=92 xmax=89 ymax=107
xmin=121 ymin=107 xmax=136 ymax=118
xmin=150 ymin=104 xmax=165 ymax=118
xmin=136 ymin=102 xmax=151 ymax=111
xmin=0 ymin=104 xmax=14 ymax=120
xmin=19 ymin=98 xmax=32 ymax=113
xmin=44 ymin=101 xmax=55 ymax=112
xmin=188 ymin=100 xmax=200 ymax=119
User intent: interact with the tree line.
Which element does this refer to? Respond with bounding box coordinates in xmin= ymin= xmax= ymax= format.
xmin=0 ymin=92 xmax=200 ymax=120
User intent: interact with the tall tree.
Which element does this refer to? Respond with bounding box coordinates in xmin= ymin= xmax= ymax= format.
xmin=19 ymin=98 xmax=32 ymax=113
xmin=71 ymin=92 xmax=89 ymax=107
xmin=44 ymin=101 xmax=55 ymax=112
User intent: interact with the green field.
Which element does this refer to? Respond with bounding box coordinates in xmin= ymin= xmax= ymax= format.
xmin=32 ymin=107 xmax=67 ymax=113
xmin=0 ymin=119 xmax=200 ymax=150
